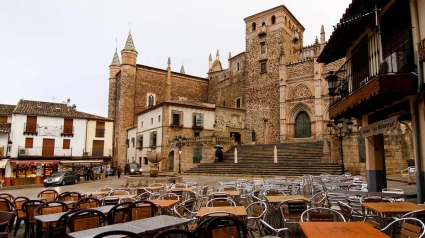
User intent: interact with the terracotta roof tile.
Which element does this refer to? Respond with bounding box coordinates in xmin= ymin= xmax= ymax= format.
xmin=168 ymin=100 xmax=216 ymax=109
xmin=0 ymin=104 xmax=16 ymax=116
xmin=0 ymin=123 xmax=11 ymax=133
xmin=13 ymin=100 xmax=112 ymax=121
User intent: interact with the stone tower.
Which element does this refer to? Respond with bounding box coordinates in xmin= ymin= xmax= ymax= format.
xmin=108 ymin=48 xmax=120 ymax=119
xmin=243 ymin=5 xmax=305 ymax=144
xmin=113 ymin=32 xmax=138 ymax=167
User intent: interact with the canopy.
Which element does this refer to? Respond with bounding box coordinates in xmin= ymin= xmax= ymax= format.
xmin=360 ymin=116 xmax=398 ymax=137
xmin=0 ymin=159 xmax=9 ymax=168
xmin=60 ymin=160 xmax=104 ymax=165
xmin=10 ymin=160 xmax=60 ymax=165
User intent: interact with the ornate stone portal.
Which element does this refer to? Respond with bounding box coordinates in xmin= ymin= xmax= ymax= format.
xmin=146 ymin=152 xmax=163 ymax=177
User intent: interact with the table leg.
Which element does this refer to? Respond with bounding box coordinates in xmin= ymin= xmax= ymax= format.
xmin=35 ymin=221 xmax=41 ymax=238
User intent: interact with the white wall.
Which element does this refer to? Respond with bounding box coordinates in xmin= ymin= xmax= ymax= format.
xmin=168 ymin=105 xmax=215 ymax=129
xmin=0 ymin=134 xmax=8 ymax=156
xmin=126 ymin=127 xmax=137 ymax=164
xmin=86 ymin=120 xmax=113 ymax=156
xmin=10 ymin=114 xmax=87 ymax=157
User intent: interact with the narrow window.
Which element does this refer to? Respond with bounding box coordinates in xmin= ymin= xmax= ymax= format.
xmin=63 ymin=139 xmax=70 ymax=149
xmin=223 ymin=101 xmax=226 ymax=106
xmin=271 ymin=15 xmax=276 ymax=24
xmin=151 ymin=118 xmax=153 ymax=125
xmin=137 ymin=135 xmax=143 ymax=148
xmin=150 ymin=131 xmax=157 ymax=147
xmin=148 ymin=94 xmax=155 ymax=107
xmin=261 ymin=42 xmax=266 ymax=54
xmin=141 ymin=121 xmax=143 ymax=128
xmin=131 ymin=137 xmax=135 ymax=147
xmin=95 ymin=121 xmax=105 ymax=138
xmin=172 ymin=114 xmax=180 ymax=126
xmin=158 ymin=115 xmax=161 ymax=122
xmin=260 ymin=62 xmax=267 ymax=73
xmin=237 ymin=62 xmax=240 ymax=71
xmin=193 ymin=114 xmax=202 ymax=127
xmin=252 ymin=22 xmax=256 ymax=31
xmin=236 ymin=98 xmax=241 ymax=108
xmin=144 ymin=157 xmax=149 ymax=165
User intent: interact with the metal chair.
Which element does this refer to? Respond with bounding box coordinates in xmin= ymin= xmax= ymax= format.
xmin=22 ymin=200 xmax=44 ymax=238
xmin=259 ymin=219 xmax=294 ymax=238
xmin=158 ymin=193 xmax=180 ymax=200
xmin=48 ymin=209 xmax=82 ymax=238
xmin=93 ymin=230 xmax=142 ymax=238
xmin=0 ymin=197 xmax=14 ymax=212
xmin=13 ymin=196 xmax=30 ymax=236
xmin=206 ymin=198 xmax=236 ymax=207
xmin=309 ymin=192 xmax=327 ymax=207
xmin=153 ymin=228 xmax=195 ymax=238
xmin=102 ymin=196 xmax=120 ymax=206
xmin=245 ymin=201 xmax=268 ymax=238
xmin=382 ymin=188 xmax=405 ymax=202
xmin=65 ymin=209 xmax=108 ymax=236
xmin=106 ymin=202 xmax=132 ymax=224
xmin=279 ymin=199 xmax=309 ymax=228
xmin=381 ymin=217 xmax=425 ymax=238
xmin=75 ymin=197 xmax=102 ymax=209
xmin=56 ymin=192 xmax=82 ymax=201
xmin=35 ymin=200 xmax=69 ymax=237
xmin=401 ymin=166 xmax=416 ymax=184
xmin=37 ymin=190 xmax=59 ymax=202
xmin=301 ymin=207 xmax=346 ymax=222
xmin=0 ymin=193 xmax=14 ymax=202
xmin=135 ymin=192 xmax=151 ymax=201
xmin=127 ymin=200 xmax=158 ymax=221
xmin=0 ymin=211 xmax=15 ymax=236
xmin=203 ymin=215 xmax=249 ymax=238
xmin=337 ymin=201 xmax=379 ymax=227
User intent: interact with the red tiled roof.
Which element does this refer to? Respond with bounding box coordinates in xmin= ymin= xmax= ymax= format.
xmin=0 ymin=123 xmax=11 ymax=133
xmin=0 ymin=104 xmax=15 ymax=116
xmin=13 ymin=100 xmax=112 ymax=121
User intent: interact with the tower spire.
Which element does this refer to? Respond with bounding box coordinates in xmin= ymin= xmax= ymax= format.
xmin=216 ymin=49 xmax=220 ymax=61
xmin=320 ymin=25 xmax=326 ymax=44
xmin=228 ymin=52 xmax=231 ymax=59
xmin=209 ymin=53 xmax=213 ymax=70
xmin=123 ymin=31 xmax=137 ymax=52
xmin=110 ymin=48 xmax=120 ymax=66
xmin=180 ymin=61 xmax=185 ymax=74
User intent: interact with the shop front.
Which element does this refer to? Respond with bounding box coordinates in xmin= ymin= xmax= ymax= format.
xmin=9 ymin=160 xmax=60 ymax=185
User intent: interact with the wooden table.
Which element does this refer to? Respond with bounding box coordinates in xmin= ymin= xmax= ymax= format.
xmin=106 ymin=194 xmax=137 ymax=199
xmin=343 ymin=190 xmax=406 ymax=199
xmin=126 ymin=215 xmax=190 ymax=232
xmin=146 ymin=186 xmax=164 ymax=191
xmin=266 ymin=195 xmax=309 ymax=204
xmin=68 ymin=223 xmax=146 ymax=238
xmin=196 ymin=206 xmax=247 ymax=218
xmin=150 ymin=200 xmax=181 ymax=208
xmin=361 ymin=202 xmax=425 ymax=227
xmin=84 ymin=191 xmax=109 ymax=196
xmin=300 ymin=222 xmax=390 ymax=238
xmin=209 ymin=191 xmax=241 ymax=197
xmin=166 ymin=187 xmax=193 ymax=192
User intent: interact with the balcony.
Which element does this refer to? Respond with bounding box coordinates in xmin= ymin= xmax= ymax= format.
xmin=61 ymin=126 xmax=74 ymax=137
xmin=327 ymin=30 xmax=417 ymax=119
xmin=18 ymin=146 xmax=72 ymax=157
xmin=23 ymin=123 xmax=38 ymax=135
xmin=170 ymin=122 xmax=183 ymax=130
xmin=82 ymin=149 xmax=112 ymax=157
xmin=95 ymin=128 xmax=105 ymax=138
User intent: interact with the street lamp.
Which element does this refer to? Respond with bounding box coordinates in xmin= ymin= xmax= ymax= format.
xmin=327 ymin=119 xmax=354 ymax=174
xmin=174 ymin=135 xmax=186 ymax=174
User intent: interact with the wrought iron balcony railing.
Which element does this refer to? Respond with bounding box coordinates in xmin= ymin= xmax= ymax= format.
xmin=23 ymin=123 xmax=38 ymax=134
xmin=61 ymin=126 xmax=74 ymax=136
xmin=95 ymin=128 xmax=105 ymax=138
xmin=18 ymin=146 xmax=72 ymax=157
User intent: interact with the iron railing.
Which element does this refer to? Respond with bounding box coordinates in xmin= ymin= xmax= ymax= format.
xmin=61 ymin=126 xmax=74 ymax=135
xmin=329 ymin=28 xmax=414 ymax=106
xmin=95 ymin=128 xmax=105 ymax=138
xmin=176 ymin=136 xmax=234 ymax=147
xmin=82 ymin=149 xmax=112 ymax=157
xmin=23 ymin=123 xmax=38 ymax=133
xmin=18 ymin=146 xmax=72 ymax=157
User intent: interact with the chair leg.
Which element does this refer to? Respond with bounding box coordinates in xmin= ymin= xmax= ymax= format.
xmin=13 ymin=218 xmax=22 ymax=237
xmin=23 ymin=221 xmax=28 ymax=238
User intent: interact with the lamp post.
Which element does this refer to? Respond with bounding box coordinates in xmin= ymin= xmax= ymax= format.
xmin=327 ymin=119 xmax=353 ymax=174
xmin=174 ymin=135 xmax=186 ymax=174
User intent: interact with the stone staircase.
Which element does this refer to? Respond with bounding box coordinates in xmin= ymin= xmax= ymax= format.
xmin=184 ymin=139 xmax=342 ymax=176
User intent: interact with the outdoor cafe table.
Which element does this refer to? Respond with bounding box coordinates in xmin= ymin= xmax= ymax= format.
xmin=343 ymin=190 xmax=406 ymax=199
xmin=166 ymin=187 xmax=194 ymax=192
xmin=299 ymin=222 xmax=390 ymax=238
xmin=84 ymin=191 xmax=109 ymax=197
xmin=209 ymin=191 xmax=241 ymax=197
xmin=266 ymin=195 xmax=309 ymax=204
xmin=150 ymin=199 xmax=181 ymax=215
xmin=196 ymin=206 xmax=247 ymax=218
xmin=68 ymin=223 xmax=146 ymax=238
xmin=35 ymin=205 xmax=115 ymax=238
xmin=361 ymin=202 xmax=425 ymax=227
xmin=146 ymin=186 xmax=164 ymax=191
xmin=106 ymin=194 xmax=137 ymax=199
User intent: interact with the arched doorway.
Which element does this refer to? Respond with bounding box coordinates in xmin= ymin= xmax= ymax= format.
xmin=166 ymin=151 xmax=174 ymax=171
xmin=295 ymin=111 xmax=311 ymax=138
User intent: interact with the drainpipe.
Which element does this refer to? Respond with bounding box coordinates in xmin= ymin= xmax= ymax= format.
xmin=410 ymin=0 xmax=424 ymax=204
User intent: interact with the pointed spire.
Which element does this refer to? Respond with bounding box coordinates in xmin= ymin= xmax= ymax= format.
xmin=321 ymin=25 xmax=325 ymax=33
xmin=229 ymin=52 xmax=232 ymax=59
xmin=110 ymin=48 xmax=120 ymax=66
xmin=320 ymin=25 xmax=326 ymax=44
xmin=209 ymin=53 xmax=212 ymax=61
xmin=209 ymin=53 xmax=213 ymax=70
xmin=216 ymin=49 xmax=220 ymax=61
xmin=180 ymin=63 xmax=185 ymax=74
xmin=167 ymin=57 xmax=171 ymax=68
xmin=123 ymin=32 xmax=137 ymax=52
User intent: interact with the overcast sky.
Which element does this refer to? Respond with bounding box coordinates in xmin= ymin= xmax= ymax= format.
xmin=0 ymin=0 xmax=351 ymax=117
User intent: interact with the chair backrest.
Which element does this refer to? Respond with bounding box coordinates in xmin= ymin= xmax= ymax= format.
xmin=206 ymin=198 xmax=236 ymax=207
xmin=56 ymin=192 xmax=82 ymax=201
xmin=158 ymin=193 xmax=180 ymax=200
xmin=119 ymin=197 xmax=136 ymax=204
xmin=361 ymin=196 xmax=383 ymax=203
xmin=50 ymin=209 xmax=82 ymax=238
xmin=37 ymin=189 xmax=59 ymax=202
xmin=0 ymin=211 xmax=16 ymax=232
xmin=127 ymin=201 xmax=158 ymax=221
xmin=111 ymin=190 xmax=130 ymax=196
xmin=103 ymin=196 xmax=120 ymax=206
xmin=279 ymin=199 xmax=308 ymax=217
xmin=310 ymin=192 xmax=326 ymax=207
xmin=93 ymin=230 xmax=142 ymax=238
xmin=204 ymin=215 xmax=248 ymax=238
xmin=381 ymin=217 xmax=425 ymax=238
xmin=65 ymin=209 xmax=107 ymax=235
xmin=170 ymin=189 xmax=184 ymax=197
xmin=401 ymin=209 xmax=425 ymax=224
xmin=210 ymin=192 xmax=228 ymax=199
xmin=153 ymin=228 xmax=195 ymax=238
xmin=75 ymin=197 xmax=102 ymax=209
xmin=337 ymin=201 xmax=357 ymax=221
xmin=301 ymin=207 xmax=346 ymax=222
xmin=245 ymin=201 xmax=268 ymax=219
xmin=0 ymin=193 xmax=14 ymax=202
xmin=35 ymin=201 xmax=69 ymax=216
xmin=14 ymin=196 xmax=30 ymax=219
xmin=107 ymin=202 xmax=132 ymax=224
xmin=259 ymin=219 xmax=294 ymax=238
xmin=135 ymin=192 xmax=151 ymax=201
xmin=382 ymin=188 xmax=404 ymax=194
xmin=0 ymin=197 xmax=14 ymax=212
xmin=22 ymin=200 xmax=45 ymax=223
xmin=96 ymin=187 xmax=113 ymax=193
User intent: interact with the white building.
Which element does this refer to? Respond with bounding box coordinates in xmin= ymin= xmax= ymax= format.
xmin=5 ymin=99 xmax=113 ymax=186
xmin=0 ymin=104 xmax=15 ymax=179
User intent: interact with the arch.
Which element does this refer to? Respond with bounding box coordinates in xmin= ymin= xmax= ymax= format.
xmin=271 ymin=15 xmax=276 ymax=24
xmin=262 ymin=21 xmax=266 ymax=27
xmin=289 ymin=83 xmax=313 ymax=99
xmin=252 ymin=22 xmax=256 ymax=31
xmin=323 ymin=104 xmax=330 ymax=121
xmin=166 ymin=151 xmax=174 ymax=171
xmin=147 ymin=94 xmax=155 ymax=107
xmin=288 ymin=102 xmax=314 ymax=123
xmin=295 ymin=111 xmax=311 ymax=138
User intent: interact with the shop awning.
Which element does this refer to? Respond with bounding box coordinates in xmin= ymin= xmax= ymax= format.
xmin=60 ymin=160 xmax=104 ymax=165
xmin=10 ymin=160 xmax=60 ymax=165
xmin=0 ymin=159 xmax=9 ymax=168
xmin=360 ymin=116 xmax=398 ymax=137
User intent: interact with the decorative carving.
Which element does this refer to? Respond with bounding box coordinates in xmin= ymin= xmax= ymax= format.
xmin=291 ymin=84 xmax=312 ymax=98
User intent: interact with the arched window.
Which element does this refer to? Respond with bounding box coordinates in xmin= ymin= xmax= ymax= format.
xmin=148 ymin=94 xmax=155 ymax=107
xmin=262 ymin=22 xmax=266 ymax=27
xmin=252 ymin=22 xmax=256 ymax=31
xmin=271 ymin=15 xmax=276 ymax=24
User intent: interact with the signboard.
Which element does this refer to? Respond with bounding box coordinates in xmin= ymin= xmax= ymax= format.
xmin=178 ymin=150 xmax=182 ymax=155
xmin=419 ymin=38 xmax=425 ymax=62
xmin=360 ymin=116 xmax=398 ymax=137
